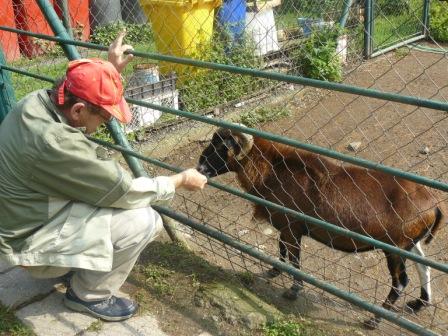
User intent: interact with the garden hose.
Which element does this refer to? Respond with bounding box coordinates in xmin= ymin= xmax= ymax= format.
xmin=409 ymin=43 xmax=448 ymax=54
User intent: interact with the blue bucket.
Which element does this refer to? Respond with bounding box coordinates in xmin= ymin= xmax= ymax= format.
xmin=297 ymin=18 xmax=325 ymax=37
xmin=216 ymin=0 xmax=247 ymax=44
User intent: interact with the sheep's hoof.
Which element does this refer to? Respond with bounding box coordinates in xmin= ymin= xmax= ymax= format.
xmin=266 ymin=267 xmax=282 ymax=278
xmin=282 ymin=288 xmax=299 ymax=300
xmin=363 ymin=317 xmax=380 ymax=330
xmin=405 ymin=299 xmax=429 ymax=314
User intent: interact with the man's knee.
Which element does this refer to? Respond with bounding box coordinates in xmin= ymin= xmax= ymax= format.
xmin=111 ymin=206 xmax=164 ymax=248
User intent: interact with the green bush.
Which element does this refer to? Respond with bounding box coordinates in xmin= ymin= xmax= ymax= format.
xmin=179 ymin=36 xmax=267 ymax=112
xmin=290 ymin=26 xmax=343 ymax=82
xmin=376 ymin=0 xmax=411 ymax=16
xmin=430 ymin=0 xmax=448 ymax=42
xmin=91 ymin=22 xmax=153 ymax=46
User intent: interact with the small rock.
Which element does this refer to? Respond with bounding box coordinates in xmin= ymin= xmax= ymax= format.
xmin=419 ymin=146 xmax=430 ymax=155
xmin=213 ymin=108 xmax=220 ymax=116
xmin=242 ymin=312 xmax=267 ymax=330
xmin=257 ymin=244 xmax=266 ymax=251
xmin=234 ymin=102 xmax=245 ymax=108
xmin=347 ymin=141 xmax=362 ymax=151
xmin=238 ymin=229 xmax=249 ymax=236
xmin=211 ymin=315 xmax=220 ymax=322
xmin=263 ymin=228 xmax=274 ymax=235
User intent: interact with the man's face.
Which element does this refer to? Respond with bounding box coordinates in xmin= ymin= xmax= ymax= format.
xmin=66 ymin=102 xmax=112 ymax=134
xmin=83 ymin=106 xmax=112 ymax=134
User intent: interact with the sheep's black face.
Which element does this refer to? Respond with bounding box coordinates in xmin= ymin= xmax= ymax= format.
xmin=197 ymin=132 xmax=235 ymax=177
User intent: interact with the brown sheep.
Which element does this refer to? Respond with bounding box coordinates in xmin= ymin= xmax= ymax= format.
xmin=197 ymin=127 xmax=446 ymax=329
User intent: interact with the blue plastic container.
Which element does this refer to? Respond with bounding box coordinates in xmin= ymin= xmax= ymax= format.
xmin=298 ymin=18 xmax=325 ymax=37
xmin=216 ymin=0 xmax=246 ymax=44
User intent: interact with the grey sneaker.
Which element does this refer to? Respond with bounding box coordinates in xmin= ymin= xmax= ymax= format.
xmin=64 ymin=288 xmax=138 ymax=322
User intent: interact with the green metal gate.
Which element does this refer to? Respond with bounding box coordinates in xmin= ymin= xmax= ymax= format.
xmin=364 ymin=0 xmax=430 ymax=58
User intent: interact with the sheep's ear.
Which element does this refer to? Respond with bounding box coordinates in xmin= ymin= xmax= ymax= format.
xmin=231 ymin=130 xmax=254 ymax=160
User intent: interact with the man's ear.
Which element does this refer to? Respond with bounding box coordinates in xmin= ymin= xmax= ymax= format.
xmin=67 ymin=102 xmax=86 ymax=122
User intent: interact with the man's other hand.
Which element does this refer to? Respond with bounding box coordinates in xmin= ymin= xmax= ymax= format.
xmin=108 ymin=30 xmax=134 ymax=73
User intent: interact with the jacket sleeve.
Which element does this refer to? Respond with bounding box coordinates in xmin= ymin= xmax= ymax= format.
xmin=109 ymin=176 xmax=176 ymax=209
xmin=28 ymin=128 xmax=133 ymax=207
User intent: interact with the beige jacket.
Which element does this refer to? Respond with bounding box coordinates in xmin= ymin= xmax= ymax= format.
xmin=0 ymin=90 xmax=175 ymax=271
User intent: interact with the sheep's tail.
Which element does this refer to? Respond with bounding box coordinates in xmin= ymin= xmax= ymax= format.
xmin=424 ymin=207 xmax=445 ymax=245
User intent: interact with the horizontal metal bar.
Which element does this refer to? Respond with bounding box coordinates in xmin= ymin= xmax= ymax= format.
xmin=127 ymin=98 xmax=448 ymax=193
xmin=156 ymin=206 xmax=439 ymax=336
xmin=1 ymin=26 xmax=448 ymax=112
xmin=0 ymin=65 xmax=55 ymax=83
xmin=372 ymin=34 xmax=426 ymax=58
xmin=87 ymin=136 xmax=448 ymax=275
xmin=6 ymin=61 xmax=446 ymax=193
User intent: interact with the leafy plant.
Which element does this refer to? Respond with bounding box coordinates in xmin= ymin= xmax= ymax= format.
xmin=179 ymin=35 xmax=267 ymax=112
xmin=240 ymin=106 xmax=290 ymax=127
xmin=91 ymin=22 xmax=153 ymax=46
xmin=263 ymin=320 xmax=302 ymax=336
xmin=290 ymin=26 xmax=343 ymax=82
xmin=429 ymin=0 xmax=448 ymax=42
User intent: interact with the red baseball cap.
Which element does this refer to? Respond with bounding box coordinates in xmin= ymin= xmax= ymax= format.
xmin=58 ymin=58 xmax=132 ymax=123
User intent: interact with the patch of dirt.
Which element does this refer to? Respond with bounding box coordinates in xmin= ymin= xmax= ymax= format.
xmin=128 ymin=46 xmax=448 ymax=335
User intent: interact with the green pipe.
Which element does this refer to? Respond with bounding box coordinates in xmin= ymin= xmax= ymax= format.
xmin=363 ymin=0 xmax=373 ymax=58
xmin=338 ymin=0 xmax=353 ymax=28
xmin=422 ymin=0 xmax=430 ymax=37
xmin=34 ymin=0 xmax=184 ymax=242
xmin=155 ymin=206 xmax=438 ymax=336
xmin=126 ymin=98 xmax=448 ymax=193
xmin=35 ymin=0 xmax=147 ymax=178
xmin=87 ymin=136 xmax=448 ymax=275
xmin=3 ymin=62 xmax=447 ymax=193
xmin=370 ymin=34 xmax=426 ymax=58
xmin=0 ymin=65 xmax=55 ymax=83
xmin=0 ymin=49 xmax=16 ymax=124
xmin=1 ymin=26 xmax=448 ymax=113
xmin=56 ymin=0 xmax=73 ymax=39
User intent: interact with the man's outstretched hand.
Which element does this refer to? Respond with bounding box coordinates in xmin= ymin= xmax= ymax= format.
xmin=170 ymin=169 xmax=208 ymax=191
xmin=108 ymin=30 xmax=134 ymax=73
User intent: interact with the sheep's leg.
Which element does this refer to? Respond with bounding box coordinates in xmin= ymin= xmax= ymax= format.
xmin=405 ymin=242 xmax=431 ymax=313
xmin=282 ymin=232 xmax=304 ymax=300
xmin=364 ymin=253 xmax=408 ymax=329
xmin=266 ymin=239 xmax=287 ymax=278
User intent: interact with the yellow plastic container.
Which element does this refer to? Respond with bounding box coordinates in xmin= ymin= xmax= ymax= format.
xmin=140 ymin=0 xmax=221 ymax=76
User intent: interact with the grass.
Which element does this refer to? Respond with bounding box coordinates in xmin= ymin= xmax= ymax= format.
xmin=240 ymin=106 xmax=290 ymax=127
xmin=263 ymin=318 xmax=327 ymax=336
xmin=0 ymin=304 xmax=34 ymax=336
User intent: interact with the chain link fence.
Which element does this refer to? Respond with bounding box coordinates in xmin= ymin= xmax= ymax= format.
xmin=0 ymin=0 xmax=447 ymax=334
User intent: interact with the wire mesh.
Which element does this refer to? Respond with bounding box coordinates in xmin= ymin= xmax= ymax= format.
xmin=0 ymin=0 xmax=447 ymax=334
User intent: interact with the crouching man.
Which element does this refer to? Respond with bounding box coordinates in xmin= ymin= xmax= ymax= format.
xmin=0 ymin=32 xmax=207 ymax=321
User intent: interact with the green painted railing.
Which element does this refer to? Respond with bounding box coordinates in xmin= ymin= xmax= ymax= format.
xmin=87 ymin=136 xmax=448 ymax=275
xmin=0 ymin=16 xmax=446 ymax=335
xmin=0 ymin=26 xmax=447 ymax=113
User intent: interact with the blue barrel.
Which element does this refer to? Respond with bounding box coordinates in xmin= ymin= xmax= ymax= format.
xmin=216 ymin=0 xmax=246 ymax=44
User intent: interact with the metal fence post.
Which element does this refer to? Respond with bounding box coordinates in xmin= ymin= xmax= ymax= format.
xmin=363 ymin=0 xmax=373 ymax=59
xmin=0 ymin=46 xmax=16 ymax=124
xmin=35 ymin=0 xmax=186 ymax=245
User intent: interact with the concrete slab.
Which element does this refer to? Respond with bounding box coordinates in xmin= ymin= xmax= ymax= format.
xmin=16 ymin=291 xmax=96 ymax=336
xmin=0 ymin=267 xmax=58 ymax=308
xmin=83 ymin=315 xmax=170 ymax=336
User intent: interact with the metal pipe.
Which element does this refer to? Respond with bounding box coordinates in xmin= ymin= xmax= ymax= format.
xmin=370 ymin=34 xmax=425 ymax=58
xmin=338 ymin=0 xmax=353 ymax=28
xmin=1 ymin=26 xmax=448 ymax=113
xmin=35 ymin=0 xmax=184 ymax=243
xmin=0 ymin=49 xmax=16 ymax=124
xmin=3 ymin=62 xmax=447 ymax=193
xmin=363 ymin=0 xmax=373 ymax=58
xmin=87 ymin=136 xmax=448 ymax=275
